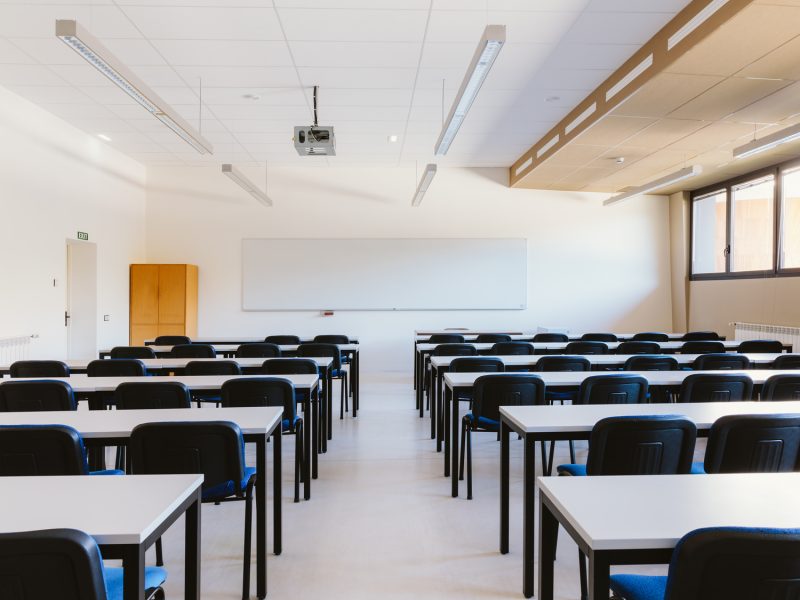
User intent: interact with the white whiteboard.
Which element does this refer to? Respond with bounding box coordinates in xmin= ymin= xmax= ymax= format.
xmin=242 ymin=238 xmax=527 ymax=311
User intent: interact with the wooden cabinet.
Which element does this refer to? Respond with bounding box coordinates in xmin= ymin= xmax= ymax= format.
xmin=129 ymin=264 xmax=198 ymax=345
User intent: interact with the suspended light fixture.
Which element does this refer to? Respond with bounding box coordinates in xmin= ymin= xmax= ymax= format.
xmin=604 ymin=165 xmax=702 ymax=206
xmin=733 ymin=123 xmax=800 ymax=160
xmin=411 ymin=164 xmax=437 ymax=207
xmin=222 ymin=164 xmax=272 ymax=207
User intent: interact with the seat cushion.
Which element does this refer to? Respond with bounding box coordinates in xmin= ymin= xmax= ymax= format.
xmin=90 ymin=469 xmax=125 ymax=476
xmin=281 ymin=415 xmax=302 ymax=431
xmin=464 ymin=413 xmax=499 ymax=431
xmin=202 ymin=466 xmax=256 ymax=501
xmin=609 ymin=574 xmax=667 ymax=600
xmin=556 ymin=463 xmax=587 ymax=477
xmin=105 ymin=565 xmax=167 ymax=600
xmin=690 ymin=462 xmax=706 ymax=475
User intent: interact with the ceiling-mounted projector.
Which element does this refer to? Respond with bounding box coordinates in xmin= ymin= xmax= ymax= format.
xmin=293 ymin=85 xmax=336 ymax=156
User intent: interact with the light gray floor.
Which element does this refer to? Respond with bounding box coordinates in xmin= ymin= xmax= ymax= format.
xmin=153 ymin=373 xmax=673 ymax=599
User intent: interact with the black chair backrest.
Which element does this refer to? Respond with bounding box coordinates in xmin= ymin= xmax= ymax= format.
xmin=432 ymin=344 xmax=478 ymax=357
xmin=681 ymin=341 xmax=726 ymax=355
xmin=221 ymin=377 xmax=297 ymax=423
xmin=236 ymin=343 xmax=282 ymax=358
xmin=532 ymin=333 xmax=569 ymax=343
xmin=472 ymin=374 xmax=546 ymax=423
xmin=154 ymin=335 xmax=190 ymax=345
xmin=774 ymin=355 xmax=800 ymax=370
xmin=115 ymin=381 xmax=191 ymax=410
xmin=624 ymin=355 xmax=679 ymax=371
xmin=616 ymin=341 xmax=661 ymax=355
xmin=0 ymin=529 xmax=108 ymax=600
xmin=0 ymin=425 xmax=88 ymax=475
xmin=682 ymin=331 xmax=721 ymax=341
xmin=9 ymin=360 xmax=69 ymax=378
xmin=184 ymin=360 xmax=241 ymax=376
xmin=86 ymin=359 xmax=146 ymax=377
xmin=449 ymin=357 xmax=504 ymax=373
xmin=737 ymin=339 xmax=784 ymax=353
xmin=130 ymin=421 xmax=246 ymax=497
xmin=490 ymin=342 xmax=534 ymax=356
xmin=679 ymin=373 xmax=754 ymax=403
xmin=297 ymin=343 xmax=342 ymax=370
xmin=265 ymin=335 xmax=301 ymax=345
xmin=428 ymin=334 xmax=465 ymax=344
xmin=693 ymin=353 xmax=751 ymax=370
xmin=314 ymin=334 xmax=350 ymax=344
xmin=261 ymin=358 xmax=319 ymax=376
xmin=664 ymin=527 xmax=800 ymax=600
xmin=0 ymin=380 xmax=76 ymax=412
xmin=581 ymin=333 xmax=618 ymax=342
xmin=632 ymin=332 xmax=670 ymax=342
xmin=171 ymin=344 xmax=216 ymax=358
xmin=109 ymin=346 xmax=156 ymax=359
xmin=536 ymin=355 xmax=591 ymax=372
xmin=576 ymin=374 xmax=649 ymax=405
xmin=586 ymin=416 xmax=697 ymax=476
xmin=475 ymin=334 xmax=512 ymax=343
xmin=762 ymin=374 xmax=800 ymax=401
xmin=703 ymin=414 xmax=800 ymax=474
xmin=565 ymin=341 xmax=609 ymax=355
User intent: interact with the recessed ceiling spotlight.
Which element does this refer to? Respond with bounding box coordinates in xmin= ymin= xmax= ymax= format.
xmin=388 ymin=134 xmax=399 ymax=143
xmin=97 ymin=133 xmax=111 ymax=142
xmin=613 ymin=156 xmax=625 ymax=164
xmin=545 ymin=96 xmax=561 ymax=103
xmin=242 ymin=93 xmax=261 ymax=100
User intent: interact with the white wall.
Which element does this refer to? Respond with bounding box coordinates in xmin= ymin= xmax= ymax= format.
xmin=0 ymin=85 xmax=146 ymax=359
xmin=145 ymin=165 xmax=673 ymax=372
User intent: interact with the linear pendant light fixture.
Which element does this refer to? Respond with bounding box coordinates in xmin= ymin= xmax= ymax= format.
xmin=55 ymin=20 xmax=213 ymax=154
xmin=603 ymin=165 xmax=702 ymax=206
xmin=733 ymin=122 xmax=800 ymax=160
xmin=411 ymin=164 xmax=437 ymax=207
xmin=222 ymin=164 xmax=272 ymax=207
xmin=434 ymin=24 xmax=505 ymax=155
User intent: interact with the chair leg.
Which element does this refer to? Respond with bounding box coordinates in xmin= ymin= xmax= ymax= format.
xmin=466 ymin=427 xmax=473 ymax=500
xmin=459 ymin=419 xmax=467 ymax=481
xmin=242 ymin=480 xmax=255 ymax=600
xmin=578 ymin=548 xmax=588 ymax=600
xmin=340 ymin=376 xmax=345 ymax=420
xmin=344 ymin=373 xmax=349 ymax=412
xmin=569 ymin=440 xmax=576 ymax=464
xmin=155 ymin=538 xmax=164 ymax=567
xmin=294 ymin=429 xmax=301 ymax=504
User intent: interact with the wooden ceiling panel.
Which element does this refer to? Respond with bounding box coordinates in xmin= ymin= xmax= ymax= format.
xmin=666 ymin=120 xmax=759 ymax=152
xmin=620 ymin=118 xmax=709 ymax=149
xmin=612 ymin=73 xmax=724 ymax=118
xmin=727 ymin=81 xmax=800 ymax=124
xmin=572 ymin=115 xmax=656 ymax=147
xmin=738 ymin=35 xmax=800 ymax=81
xmin=546 ymin=144 xmax=610 ymax=167
xmin=668 ymin=77 xmax=791 ymax=121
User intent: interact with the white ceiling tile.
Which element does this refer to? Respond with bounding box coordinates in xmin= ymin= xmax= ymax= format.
xmin=275 ymin=0 xmax=430 ymax=9
xmin=39 ymin=102 xmax=118 ymax=119
xmin=121 ymin=6 xmax=284 ymax=41
xmin=302 ymin=87 xmax=412 ymax=107
xmin=325 ymin=105 xmax=409 ymax=121
xmin=290 ymin=41 xmax=421 ymax=68
xmin=0 ymin=64 xmax=65 ymax=85
xmin=151 ymin=40 xmax=293 ymax=67
xmin=70 ymin=118 xmax=138 ymax=133
xmin=0 ymin=5 xmax=139 ymax=39
xmin=151 ymin=86 xmax=200 ymax=105
xmin=100 ymin=39 xmax=168 ymax=66
xmin=297 ymin=67 xmax=417 ymax=88
xmin=585 ymin=0 xmax=686 ymax=12
xmin=105 ymin=103 xmax=157 ymax=119
xmin=200 ymin=104 xmax=309 ymax=120
xmin=78 ymin=84 xmax=141 ymax=104
xmin=5 ymin=84 xmax=89 ymax=104
xmin=203 ymin=87 xmax=307 ymax=106
xmin=564 ymin=10 xmax=678 ymax=44
xmin=546 ymin=43 xmax=639 ymax=71
xmin=279 ymin=8 xmax=429 ymax=42
xmin=228 ymin=120 xmax=295 ymax=133
xmin=233 ymin=131 xmax=292 ymax=144
xmin=174 ymin=66 xmax=299 ymax=88
xmin=0 ymin=39 xmax=36 ymax=64
xmin=433 ymin=1 xmax=588 ymax=11
xmin=10 ymin=37 xmax=87 ymax=65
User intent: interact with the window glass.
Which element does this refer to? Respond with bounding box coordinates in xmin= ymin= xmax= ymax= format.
xmin=781 ymin=167 xmax=800 ymax=270
xmin=692 ymin=190 xmax=727 ymax=274
xmin=731 ymin=176 xmax=774 ymax=272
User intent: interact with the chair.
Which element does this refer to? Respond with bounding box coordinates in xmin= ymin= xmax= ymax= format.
xmin=265 ymin=335 xmax=301 ymax=345
xmin=491 ymin=342 xmax=534 ymax=355
xmin=609 ymin=527 xmax=800 ymax=600
xmin=9 ymin=360 xmax=69 ymax=378
xmin=130 ymin=421 xmax=254 ymax=599
xmin=773 ymin=355 xmax=800 ymax=369
xmin=313 ymin=334 xmax=350 ymax=344
xmin=737 ymin=339 xmax=784 ymax=353
xmin=236 ymin=343 xmax=282 ymax=358
xmin=86 ymin=359 xmax=146 ymax=377
xmin=433 ymin=344 xmax=477 ymax=358
xmin=298 ymin=343 xmax=348 ymax=418
xmin=262 ymin=358 xmax=318 ymax=376
xmin=221 ymin=377 xmax=304 ymax=503
xmin=762 ymin=374 xmax=800 ymax=401
xmin=115 ymin=381 xmax=192 ymax=410
xmin=682 ymin=331 xmax=722 ymax=341
xmin=184 ymin=360 xmax=242 ymax=407
xmin=678 ymin=373 xmax=753 ymax=403
xmin=0 ymin=380 xmax=76 ymax=411
xmin=632 ymin=332 xmax=670 ymax=342
xmin=624 ymin=355 xmax=679 ymax=371
xmin=475 ymin=334 xmax=512 ymax=343
xmin=681 ymin=341 xmax=725 ymax=354
xmin=693 ymin=353 xmax=750 ymax=370
xmin=171 ymin=344 xmax=216 ymax=358
xmin=109 ymin=346 xmax=156 ymax=359
xmin=450 ymin=357 xmax=504 ymax=374
xmin=460 ymin=374 xmax=545 ymax=499
xmin=581 ymin=333 xmax=618 ymax=342
xmin=533 ymin=333 xmax=569 ymax=343
xmin=428 ymin=334 xmax=465 ymax=344
xmin=565 ymin=341 xmax=609 ymax=355
xmin=575 ymin=374 xmax=649 ymax=405
xmin=0 ymin=528 xmax=167 ymax=600
xmin=616 ymin=341 xmax=661 ymax=355
xmin=154 ymin=335 xmax=190 ymax=345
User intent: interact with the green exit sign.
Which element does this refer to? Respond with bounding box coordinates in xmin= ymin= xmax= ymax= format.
xmin=77 ymin=231 xmax=88 ymax=241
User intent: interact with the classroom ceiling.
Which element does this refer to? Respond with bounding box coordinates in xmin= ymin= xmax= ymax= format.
xmin=0 ymin=0 xmax=691 ymax=168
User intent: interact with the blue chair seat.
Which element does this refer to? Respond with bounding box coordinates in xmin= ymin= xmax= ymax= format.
xmin=556 ymin=463 xmax=587 ymax=476
xmin=281 ymin=415 xmax=302 ymax=431
xmin=331 ymin=369 xmax=346 ymax=378
xmin=105 ymin=565 xmax=167 ymax=600
xmin=202 ymin=466 xmax=256 ymax=501
xmin=690 ymin=461 xmax=706 ymax=474
xmin=609 ymin=574 xmax=667 ymax=600
xmin=90 ymin=469 xmax=125 ymax=476
xmin=464 ymin=413 xmax=499 ymax=431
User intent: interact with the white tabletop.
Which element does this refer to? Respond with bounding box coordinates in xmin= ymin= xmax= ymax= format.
xmin=419 ymin=341 xmax=759 ymax=352
xmin=499 ymin=400 xmax=800 ymax=434
xmin=430 ymin=353 xmax=786 ymax=368
xmin=415 ymin=332 xmax=690 ymax=341
xmin=0 ymin=356 xmax=334 ymax=372
xmin=0 ymin=474 xmax=202 ymax=545
xmin=415 ymin=329 xmax=530 ymax=336
xmin=144 ymin=336 xmax=359 ymax=345
xmin=122 ymin=343 xmax=359 ymax=354
xmin=0 ymin=406 xmax=284 ymax=438
xmin=4 ymin=374 xmax=319 ymax=392
xmin=538 ymin=473 xmax=800 ymax=551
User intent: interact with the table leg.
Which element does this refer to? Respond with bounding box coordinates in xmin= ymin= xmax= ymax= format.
xmin=443 ymin=385 xmax=451 ymax=476
xmin=273 ymin=427 xmax=282 ymax=556
xmin=588 ymin=552 xmax=610 ymax=600
xmin=418 ymin=351 xmax=425 ymax=418
xmin=523 ymin=434 xmax=536 ymax=598
xmin=256 ymin=435 xmax=267 ymax=598
xmin=451 ymin=386 xmax=460 ymax=497
xmin=327 ymin=370 xmax=333 ymax=442
xmin=312 ymin=385 xmax=319 ymax=480
xmin=430 ymin=365 xmax=438 ymax=439
xmin=538 ymin=496 xmax=558 ymax=600
xmin=353 ymin=349 xmax=359 ymax=417
xmin=185 ymin=491 xmax=202 ymax=600
xmin=304 ymin=388 xmax=312 ymax=500
xmin=121 ymin=544 xmax=144 ymax=600
xmin=500 ymin=420 xmax=510 ymax=554
xmin=413 ymin=340 xmax=418 ymax=390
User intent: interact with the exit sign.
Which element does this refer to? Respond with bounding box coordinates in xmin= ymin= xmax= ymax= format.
xmin=77 ymin=231 xmax=88 ymax=241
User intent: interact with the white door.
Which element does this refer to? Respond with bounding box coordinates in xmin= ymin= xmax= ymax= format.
xmin=66 ymin=240 xmax=98 ymax=359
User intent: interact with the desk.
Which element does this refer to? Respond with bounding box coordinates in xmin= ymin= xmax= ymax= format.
xmin=538 ymin=473 xmax=800 ymax=600
xmin=0 ymin=406 xmax=282 ymax=599
xmin=498 ymin=400 xmax=800 ymax=598
xmin=145 ymin=336 xmax=359 ymax=345
xmin=0 ymin=474 xmax=202 ymax=599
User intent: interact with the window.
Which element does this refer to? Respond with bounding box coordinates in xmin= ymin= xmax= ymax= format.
xmin=781 ymin=167 xmax=800 ymax=270
xmin=731 ymin=175 xmax=774 ymax=272
xmin=691 ymin=189 xmax=727 ymax=274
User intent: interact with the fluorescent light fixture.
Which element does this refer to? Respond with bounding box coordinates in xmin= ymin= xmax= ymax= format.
xmin=733 ymin=123 xmax=800 ymax=159
xmin=434 ymin=25 xmax=505 ymax=155
xmin=603 ymin=165 xmax=702 ymax=206
xmin=222 ymin=164 xmax=272 ymax=207
xmin=411 ymin=164 xmax=437 ymax=207
xmin=56 ymin=20 xmax=213 ymax=155
xmin=97 ymin=133 xmax=111 ymax=142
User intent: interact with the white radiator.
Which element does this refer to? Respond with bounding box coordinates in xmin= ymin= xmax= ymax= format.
xmin=732 ymin=322 xmax=799 ymax=352
xmin=0 ymin=334 xmax=34 ymax=365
